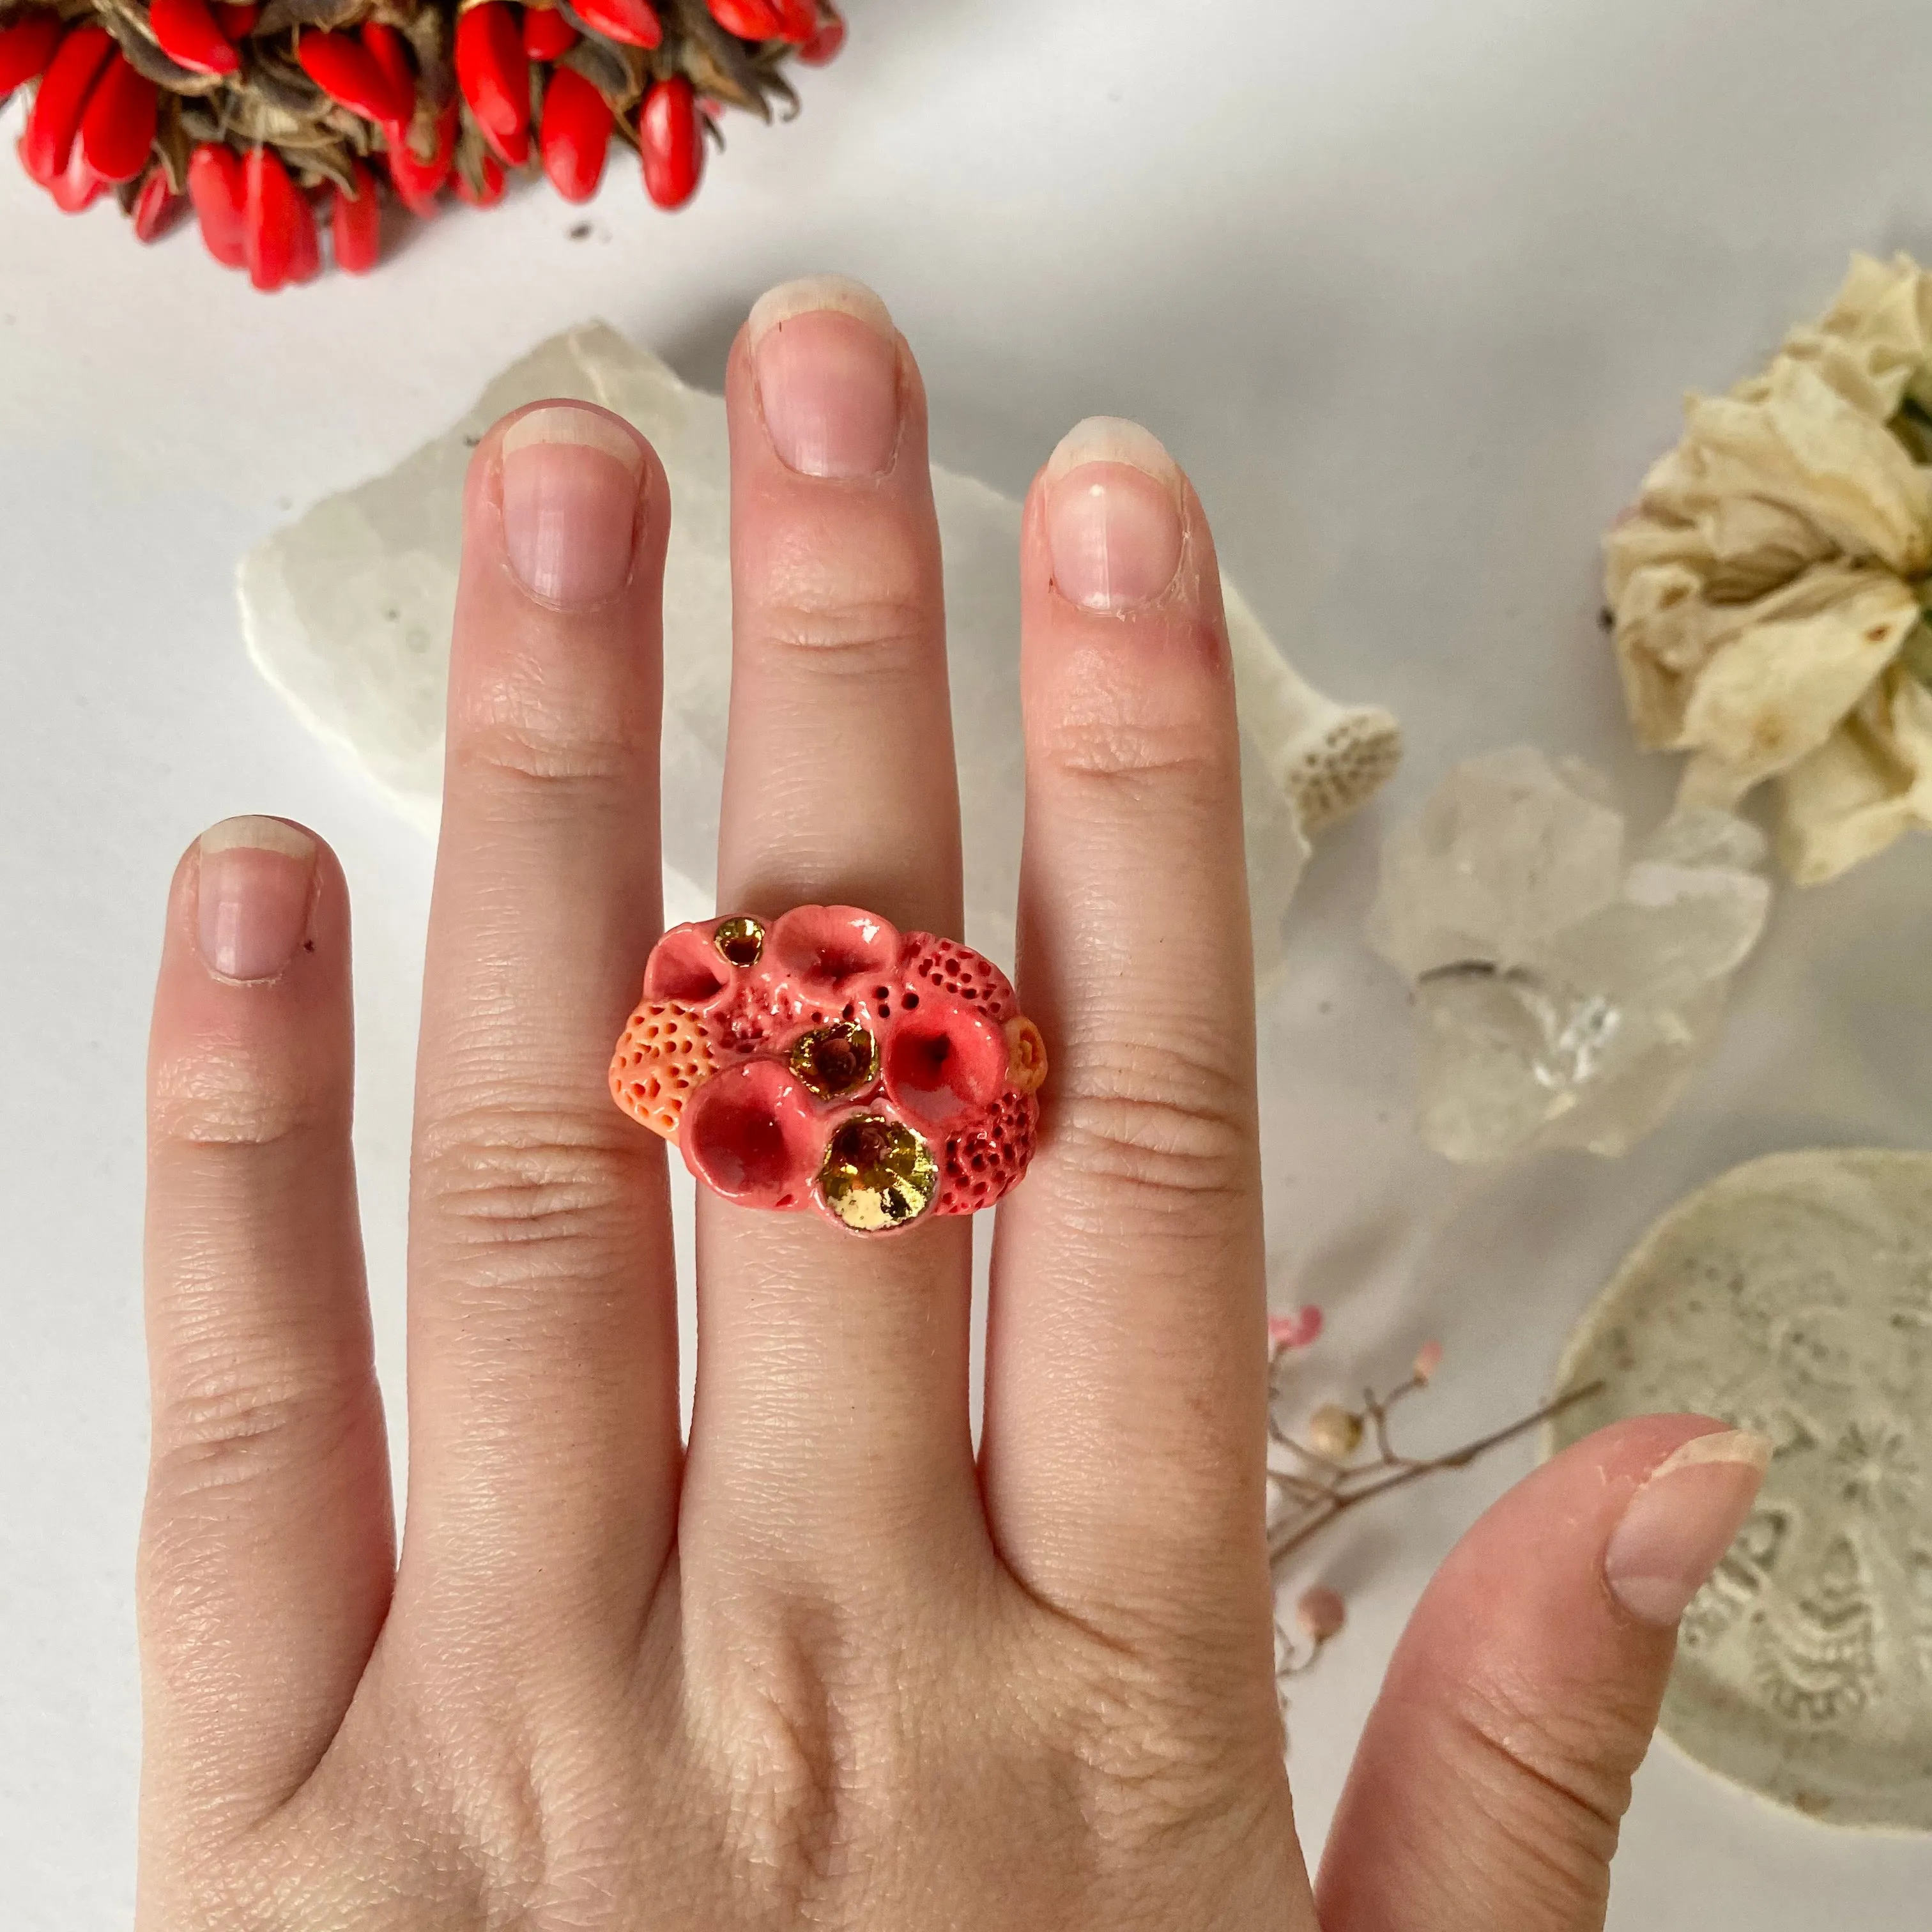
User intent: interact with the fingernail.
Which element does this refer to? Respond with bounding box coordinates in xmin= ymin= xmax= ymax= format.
xmin=1604 ymin=1429 xmax=1772 ymax=1627
xmin=749 ymin=274 xmax=901 ymax=479
xmin=500 ymin=403 xmax=646 ymax=607
xmin=195 ymin=817 xmax=317 ymax=983
xmin=1043 ymin=416 xmax=1186 ymax=612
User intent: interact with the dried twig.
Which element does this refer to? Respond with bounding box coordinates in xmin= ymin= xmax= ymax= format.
xmin=1261 ymin=1312 xmax=1605 ymax=1685
xmin=1268 ymin=1374 xmax=1604 ymax=1565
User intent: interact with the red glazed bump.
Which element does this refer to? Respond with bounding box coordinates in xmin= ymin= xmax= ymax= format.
xmin=678 ymin=1058 xmax=822 ymax=1210
xmin=610 ymin=909 xmax=1047 ymax=1234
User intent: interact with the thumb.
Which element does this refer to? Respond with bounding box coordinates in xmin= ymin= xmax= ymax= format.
xmin=1315 ymin=1416 xmax=1769 ymax=1932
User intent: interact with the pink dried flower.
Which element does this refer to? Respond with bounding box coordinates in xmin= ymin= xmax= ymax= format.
xmin=1412 ymin=1338 xmax=1444 ymax=1386
xmin=1295 ymin=1585 xmax=1347 ymax=1644
xmin=1268 ymin=1306 xmax=1324 ymax=1354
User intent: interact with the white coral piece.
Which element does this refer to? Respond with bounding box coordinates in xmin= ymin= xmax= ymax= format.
xmin=1223 ymin=583 xmax=1402 ymax=834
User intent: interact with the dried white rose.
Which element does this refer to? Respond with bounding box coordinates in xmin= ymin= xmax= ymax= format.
xmin=1606 ymin=253 xmax=1932 ymax=880
xmin=1780 ymin=657 xmax=1932 ymax=884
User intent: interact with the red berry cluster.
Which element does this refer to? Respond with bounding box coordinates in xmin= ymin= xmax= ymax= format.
xmin=1 ymin=0 xmax=843 ymax=288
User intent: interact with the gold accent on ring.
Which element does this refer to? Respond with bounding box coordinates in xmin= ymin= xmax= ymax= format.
xmin=788 ymin=1021 xmax=880 ymax=1099
xmin=818 ymin=1115 xmax=939 ymax=1231
xmin=714 ymin=916 xmax=765 ymax=969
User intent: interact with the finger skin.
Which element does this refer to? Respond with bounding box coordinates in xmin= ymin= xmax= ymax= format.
xmin=141 ymin=827 xmax=390 ymax=1849
xmin=404 ymin=403 xmax=679 ymax=1632
xmin=686 ymin=286 xmax=982 ymax=1591
xmin=983 ymin=438 xmax=1270 ymax=1631
xmin=1318 ymin=1416 xmax=1751 ymax=1932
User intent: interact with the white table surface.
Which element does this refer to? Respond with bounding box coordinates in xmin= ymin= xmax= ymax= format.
xmin=5 ymin=1 xmax=1932 ymax=1924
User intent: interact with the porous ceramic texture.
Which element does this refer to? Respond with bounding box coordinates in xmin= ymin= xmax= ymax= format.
xmin=1367 ymin=746 xmax=1773 ymax=1163
xmin=236 ymin=323 xmax=1399 ymax=986
xmin=610 ymin=907 xmax=1043 ymax=1233
xmin=1549 ymin=1150 xmax=1932 ymax=1831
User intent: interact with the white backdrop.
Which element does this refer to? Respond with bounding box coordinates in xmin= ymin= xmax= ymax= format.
xmin=4 ymin=2 xmax=1931 ymax=1925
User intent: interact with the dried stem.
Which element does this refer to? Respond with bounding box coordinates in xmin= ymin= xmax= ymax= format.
xmin=1267 ymin=1378 xmax=1604 ymax=1569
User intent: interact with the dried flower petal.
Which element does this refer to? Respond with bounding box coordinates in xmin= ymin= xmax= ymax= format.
xmin=1607 ymin=254 xmax=1932 ymax=880
xmin=1779 ymin=659 xmax=1932 ymax=884
xmin=1268 ymin=1306 xmax=1324 ymax=1354
xmin=1411 ymin=1338 xmax=1443 ymax=1385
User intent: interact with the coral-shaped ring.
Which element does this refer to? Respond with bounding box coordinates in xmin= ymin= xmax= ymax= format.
xmin=610 ymin=907 xmax=1047 ymax=1234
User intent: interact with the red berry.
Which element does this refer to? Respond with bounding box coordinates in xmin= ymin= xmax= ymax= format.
xmin=771 ymin=0 xmax=816 ymax=42
xmin=187 ymin=141 xmax=247 ymax=267
xmin=358 ymin=21 xmax=414 ymax=131
xmin=454 ymin=3 xmax=530 ymax=168
xmin=0 ymin=12 xmax=62 ymax=96
xmin=797 ymin=7 xmax=844 ymax=63
xmin=243 ymin=144 xmax=318 ymax=291
xmin=386 ymin=98 xmax=456 ymax=214
xmin=453 ymin=148 xmax=505 ymax=206
xmin=216 ymin=3 xmax=259 ymax=35
xmin=539 ymin=65 xmax=610 ymax=204
xmin=20 ymin=24 xmax=112 ymax=183
xmin=521 ymin=6 xmax=578 ymax=61
xmin=572 ymin=0 xmax=662 ymax=49
xmin=707 ymin=0 xmax=781 ymax=38
xmin=47 ymin=134 xmax=107 ymax=211
xmin=149 ymin=0 xmax=240 ymax=78
xmin=77 ymin=52 xmax=157 ymax=185
xmin=298 ymin=31 xmax=410 ymax=129
xmin=131 ymin=166 xmax=188 ymax=243
xmin=640 ymin=73 xmax=700 ymax=209
xmin=332 ymin=158 xmax=381 ymax=272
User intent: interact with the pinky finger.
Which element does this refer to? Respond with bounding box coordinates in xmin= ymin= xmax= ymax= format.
xmin=141 ymin=819 xmax=391 ymax=1844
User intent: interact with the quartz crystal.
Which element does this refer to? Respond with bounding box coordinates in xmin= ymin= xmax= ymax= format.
xmin=239 ymin=324 xmax=1317 ymax=981
xmin=1367 ymin=746 xmax=1772 ymax=1162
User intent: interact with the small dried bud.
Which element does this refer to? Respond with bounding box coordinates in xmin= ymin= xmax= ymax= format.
xmin=1296 ymin=1585 xmax=1347 ymax=1644
xmin=1413 ymin=1338 xmax=1444 ymax=1386
xmin=1268 ymin=1305 xmax=1324 ymax=1355
xmin=1305 ymin=1402 xmax=1363 ymax=1460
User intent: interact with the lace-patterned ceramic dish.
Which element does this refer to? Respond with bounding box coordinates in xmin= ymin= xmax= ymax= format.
xmin=1549 ymin=1149 xmax=1932 ymax=1830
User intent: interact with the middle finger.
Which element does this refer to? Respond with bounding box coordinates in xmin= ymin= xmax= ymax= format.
xmin=682 ymin=278 xmax=981 ymax=1587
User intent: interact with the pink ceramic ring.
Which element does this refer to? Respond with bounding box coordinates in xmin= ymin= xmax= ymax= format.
xmin=610 ymin=907 xmax=1047 ymax=1233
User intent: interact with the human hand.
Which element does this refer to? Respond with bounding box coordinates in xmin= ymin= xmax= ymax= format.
xmin=140 ymin=275 xmax=1768 ymax=1930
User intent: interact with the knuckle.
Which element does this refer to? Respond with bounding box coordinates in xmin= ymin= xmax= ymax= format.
xmin=1034 ymin=704 xmax=1227 ymax=799
xmin=151 ymin=1040 xmax=333 ymax=1151
xmin=452 ymin=661 xmax=653 ymax=792
xmin=747 ymin=535 xmax=935 ymax=675
xmin=146 ymin=1371 xmax=372 ymax=1514
xmin=452 ymin=714 xmax=645 ymax=793
xmin=1445 ymin=1667 xmax=1640 ymax=1865
xmin=751 ymin=595 xmax=931 ymax=677
xmin=415 ymin=1103 xmax=649 ymax=1270
xmin=1047 ymin=1036 xmax=1255 ymax=1217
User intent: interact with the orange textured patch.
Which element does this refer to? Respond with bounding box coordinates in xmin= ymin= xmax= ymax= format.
xmin=608 ymin=999 xmax=718 ymax=1141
